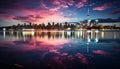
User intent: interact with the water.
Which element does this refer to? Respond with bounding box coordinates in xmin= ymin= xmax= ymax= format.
xmin=0 ymin=30 xmax=120 ymax=69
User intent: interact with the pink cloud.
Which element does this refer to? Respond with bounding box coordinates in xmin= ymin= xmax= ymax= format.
xmin=61 ymin=52 xmax=68 ymax=56
xmin=76 ymin=2 xmax=85 ymax=8
xmin=68 ymin=55 xmax=74 ymax=61
xmin=6 ymin=3 xmax=74 ymax=24
xmin=49 ymin=7 xmax=61 ymax=12
xmin=40 ymin=2 xmax=48 ymax=9
xmin=75 ymin=0 xmax=88 ymax=8
xmin=51 ymin=0 xmax=69 ymax=9
xmin=52 ymin=0 xmax=66 ymax=5
xmin=0 ymin=14 xmax=15 ymax=22
xmin=82 ymin=0 xmax=87 ymax=3
xmin=52 ymin=0 xmax=61 ymax=5
xmin=49 ymin=49 xmax=60 ymax=54
xmin=10 ymin=7 xmax=76 ymax=24
xmin=0 ymin=0 xmax=82 ymax=25
xmin=0 ymin=7 xmax=79 ymax=25
xmin=93 ymin=3 xmax=113 ymax=11
xmin=60 ymin=4 xmax=69 ymax=8
xmin=68 ymin=0 xmax=75 ymax=6
xmin=51 ymin=0 xmax=70 ymax=9
xmin=75 ymin=53 xmax=89 ymax=64
xmin=93 ymin=50 xmax=111 ymax=56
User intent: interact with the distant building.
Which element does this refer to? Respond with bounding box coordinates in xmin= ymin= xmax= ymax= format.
xmin=98 ymin=22 xmax=120 ymax=27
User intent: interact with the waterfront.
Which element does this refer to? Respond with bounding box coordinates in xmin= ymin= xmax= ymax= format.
xmin=0 ymin=30 xmax=120 ymax=69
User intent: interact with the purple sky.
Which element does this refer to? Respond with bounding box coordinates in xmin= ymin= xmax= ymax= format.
xmin=0 ymin=0 xmax=120 ymax=26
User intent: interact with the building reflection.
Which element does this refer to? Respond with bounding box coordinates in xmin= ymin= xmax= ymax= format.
xmin=101 ymin=32 xmax=104 ymax=39
xmin=95 ymin=30 xmax=99 ymax=43
xmin=3 ymin=30 xmax=6 ymax=39
xmin=0 ymin=30 xmax=120 ymax=55
xmin=1 ymin=30 xmax=120 ymax=42
xmin=86 ymin=31 xmax=90 ymax=53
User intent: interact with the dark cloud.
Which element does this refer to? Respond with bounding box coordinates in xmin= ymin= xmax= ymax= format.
xmin=0 ymin=11 xmax=7 ymax=14
xmin=0 ymin=0 xmax=21 ymax=9
xmin=111 ymin=8 xmax=120 ymax=14
xmin=93 ymin=3 xmax=113 ymax=11
xmin=82 ymin=17 xmax=120 ymax=23
xmin=13 ymin=15 xmax=43 ymax=23
xmin=0 ymin=0 xmax=40 ymax=9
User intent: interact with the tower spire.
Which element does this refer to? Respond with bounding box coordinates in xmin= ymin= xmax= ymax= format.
xmin=87 ymin=8 xmax=91 ymax=26
xmin=87 ymin=8 xmax=90 ymax=20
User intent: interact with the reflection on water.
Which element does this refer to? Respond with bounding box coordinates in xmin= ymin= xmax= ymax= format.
xmin=0 ymin=30 xmax=120 ymax=69
xmin=1 ymin=30 xmax=120 ymax=42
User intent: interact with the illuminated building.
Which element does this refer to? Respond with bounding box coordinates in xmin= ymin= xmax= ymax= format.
xmin=87 ymin=8 xmax=91 ymax=27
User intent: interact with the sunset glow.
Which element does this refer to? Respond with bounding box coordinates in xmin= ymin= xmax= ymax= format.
xmin=0 ymin=0 xmax=120 ymax=26
xmin=0 ymin=0 xmax=120 ymax=69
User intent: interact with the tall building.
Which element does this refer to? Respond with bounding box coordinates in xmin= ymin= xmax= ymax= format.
xmin=87 ymin=8 xmax=91 ymax=26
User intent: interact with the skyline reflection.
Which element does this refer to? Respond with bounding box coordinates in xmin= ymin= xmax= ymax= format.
xmin=0 ymin=30 xmax=120 ymax=69
xmin=1 ymin=30 xmax=120 ymax=43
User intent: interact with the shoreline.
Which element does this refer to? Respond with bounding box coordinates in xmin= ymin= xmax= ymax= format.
xmin=0 ymin=29 xmax=120 ymax=32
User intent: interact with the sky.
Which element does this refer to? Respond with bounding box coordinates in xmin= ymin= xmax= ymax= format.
xmin=0 ymin=0 xmax=120 ymax=26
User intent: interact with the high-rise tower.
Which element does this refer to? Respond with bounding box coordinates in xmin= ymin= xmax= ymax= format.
xmin=87 ymin=8 xmax=91 ymax=26
xmin=87 ymin=8 xmax=90 ymax=19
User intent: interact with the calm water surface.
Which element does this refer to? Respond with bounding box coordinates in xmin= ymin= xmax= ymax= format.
xmin=0 ymin=30 xmax=120 ymax=69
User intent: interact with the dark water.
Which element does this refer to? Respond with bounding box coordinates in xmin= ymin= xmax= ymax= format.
xmin=0 ymin=30 xmax=120 ymax=69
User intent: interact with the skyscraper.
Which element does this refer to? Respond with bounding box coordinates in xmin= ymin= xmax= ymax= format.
xmin=87 ymin=8 xmax=91 ymax=26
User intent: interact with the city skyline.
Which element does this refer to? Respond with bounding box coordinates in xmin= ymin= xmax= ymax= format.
xmin=0 ymin=0 xmax=120 ymax=26
xmin=0 ymin=0 xmax=120 ymax=69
